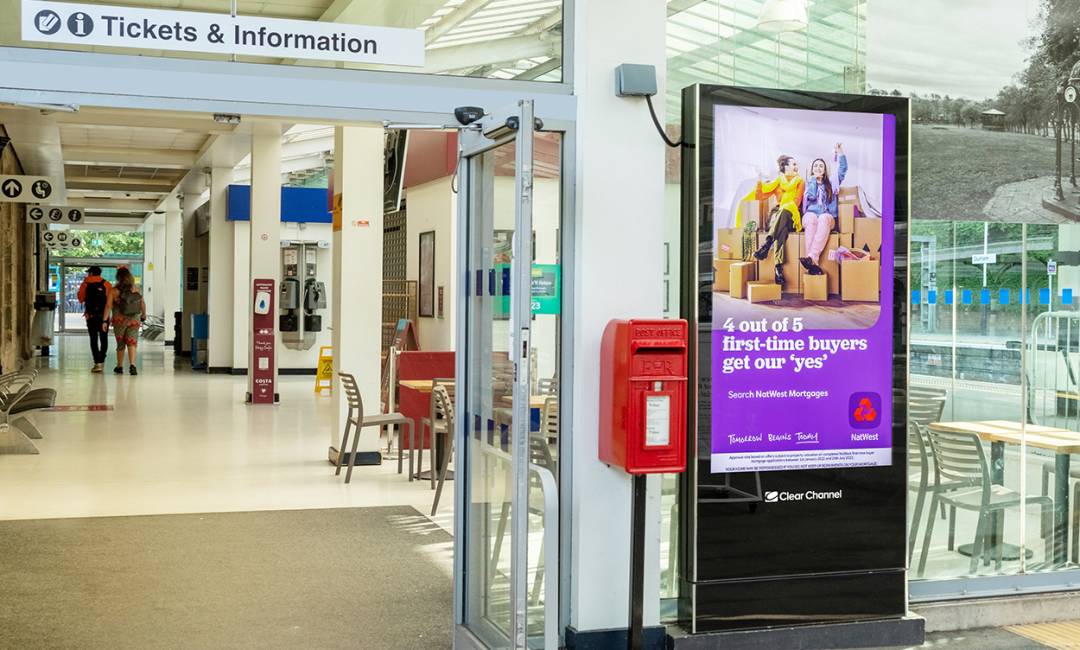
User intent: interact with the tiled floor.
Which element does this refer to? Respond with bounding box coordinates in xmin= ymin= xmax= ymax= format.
xmin=0 ymin=334 xmax=453 ymax=535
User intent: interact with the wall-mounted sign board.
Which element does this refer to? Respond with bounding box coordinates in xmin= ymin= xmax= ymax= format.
xmin=21 ymin=0 xmax=424 ymax=67
xmin=1 ymin=175 xmax=57 ymax=203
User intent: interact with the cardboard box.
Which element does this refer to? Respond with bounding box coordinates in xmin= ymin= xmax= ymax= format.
xmin=800 ymin=233 xmax=850 ymax=295
xmin=838 ymin=185 xmax=860 ymax=203
xmin=756 ymin=232 xmax=801 ymax=293
xmin=802 ymin=273 xmax=828 ymax=301
xmin=747 ymin=281 xmax=782 ymax=304
xmin=739 ymin=201 xmax=763 ymax=230
xmin=713 ymin=258 xmax=736 ymax=292
xmin=853 ymin=217 xmax=883 ymax=257
xmin=729 ymin=261 xmax=756 ymax=299
xmin=838 ymin=203 xmax=856 ymax=234
xmin=716 ymin=227 xmax=744 ymax=260
xmin=841 ymin=258 xmax=880 ymax=302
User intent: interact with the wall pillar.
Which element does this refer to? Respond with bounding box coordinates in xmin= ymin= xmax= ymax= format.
xmin=329 ymin=125 xmax=383 ymax=461
xmin=570 ymin=0 xmax=667 ymax=636
xmin=180 ymin=192 xmax=201 ymax=354
xmin=208 ymin=166 xmax=235 ymax=370
xmin=163 ymin=194 xmax=182 ymax=345
xmin=248 ymin=122 xmax=281 ymax=401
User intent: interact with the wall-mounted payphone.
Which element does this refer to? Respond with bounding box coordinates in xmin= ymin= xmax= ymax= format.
xmin=280 ymin=241 xmax=328 ymax=350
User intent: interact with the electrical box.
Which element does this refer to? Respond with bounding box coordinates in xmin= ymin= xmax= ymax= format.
xmin=599 ymin=319 xmax=688 ymax=474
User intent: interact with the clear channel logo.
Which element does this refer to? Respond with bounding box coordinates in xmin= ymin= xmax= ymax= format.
xmin=35 ymin=9 xmax=94 ymax=37
xmin=764 ymin=489 xmax=843 ymax=503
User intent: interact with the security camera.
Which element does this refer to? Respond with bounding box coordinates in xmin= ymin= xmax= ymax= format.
xmin=454 ymin=106 xmax=485 ymax=126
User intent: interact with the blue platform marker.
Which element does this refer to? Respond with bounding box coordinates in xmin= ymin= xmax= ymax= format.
xmin=911 ymin=290 xmax=921 ymax=305
xmin=962 ymin=289 xmax=973 ymax=305
xmin=944 ymin=290 xmax=954 ymax=305
xmin=980 ymin=288 xmax=991 ymax=305
xmin=1039 ymin=288 xmax=1051 ymax=305
xmin=1020 ymin=289 xmax=1030 ymax=305
xmin=1064 ymin=288 xmax=1074 ymax=305
xmin=999 ymin=289 xmax=1010 ymax=304
xmin=927 ymin=290 xmax=937 ymax=304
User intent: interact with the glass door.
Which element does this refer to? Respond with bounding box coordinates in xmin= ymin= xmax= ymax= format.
xmin=455 ymin=100 xmax=560 ymax=650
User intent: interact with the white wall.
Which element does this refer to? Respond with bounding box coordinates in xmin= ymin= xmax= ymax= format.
xmin=151 ymin=217 xmax=167 ymax=320
xmin=232 ymin=220 xmax=250 ymax=371
xmin=571 ymin=0 xmax=667 ymax=633
xmin=405 ymin=176 xmax=456 ymax=351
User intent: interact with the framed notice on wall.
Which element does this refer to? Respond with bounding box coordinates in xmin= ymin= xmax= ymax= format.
xmin=418 ymin=230 xmax=435 ymax=317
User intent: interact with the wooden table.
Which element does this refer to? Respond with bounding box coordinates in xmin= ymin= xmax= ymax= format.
xmin=928 ymin=420 xmax=1080 ymax=567
xmin=398 ymin=379 xmax=447 ymax=393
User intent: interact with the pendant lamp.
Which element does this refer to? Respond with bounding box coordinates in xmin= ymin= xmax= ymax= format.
xmin=756 ymin=0 xmax=808 ymax=32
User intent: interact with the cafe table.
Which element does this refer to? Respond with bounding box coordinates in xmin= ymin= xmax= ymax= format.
xmin=927 ymin=420 xmax=1080 ymax=567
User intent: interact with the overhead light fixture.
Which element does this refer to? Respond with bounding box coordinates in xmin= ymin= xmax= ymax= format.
xmin=213 ymin=113 xmax=242 ymax=125
xmin=756 ymin=0 xmax=808 ymax=32
xmin=3 ymin=101 xmax=79 ymax=113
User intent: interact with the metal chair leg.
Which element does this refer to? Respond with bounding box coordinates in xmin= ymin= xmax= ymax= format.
xmin=909 ymin=485 xmax=927 ymax=564
xmin=345 ymin=421 xmax=365 ymax=484
xmin=397 ymin=423 xmax=404 ymax=474
xmin=970 ymin=510 xmax=989 ymax=575
xmin=1073 ymin=482 xmax=1079 ymax=565
xmin=335 ymin=418 xmax=353 ymax=476
xmin=918 ymin=492 xmax=941 ymax=578
xmin=430 ymin=427 xmax=440 ymax=490
xmin=947 ymin=503 xmax=956 ymax=551
xmin=430 ymin=426 xmax=454 ymax=516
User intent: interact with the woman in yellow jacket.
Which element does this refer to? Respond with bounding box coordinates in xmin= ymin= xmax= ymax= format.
xmin=746 ymin=154 xmax=805 ymax=287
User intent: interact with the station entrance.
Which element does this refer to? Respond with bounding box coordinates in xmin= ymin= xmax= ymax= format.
xmin=0 ymin=89 xmax=570 ymax=650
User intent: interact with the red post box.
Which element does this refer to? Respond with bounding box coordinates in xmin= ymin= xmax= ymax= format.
xmin=599 ymin=319 xmax=688 ymax=474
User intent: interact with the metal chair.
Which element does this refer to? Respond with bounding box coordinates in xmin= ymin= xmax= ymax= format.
xmin=919 ymin=426 xmax=1054 ymax=576
xmin=906 ymin=388 xmax=948 ymax=564
xmin=429 ymin=384 xmax=456 ymax=515
xmin=420 ymin=379 xmax=455 ymax=488
xmin=335 ymin=372 xmax=413 ymax=484
xmin=0 ymin=370 xmax=54 ymax=442
xmin=540 ymin=396 xmax=558 ymax=444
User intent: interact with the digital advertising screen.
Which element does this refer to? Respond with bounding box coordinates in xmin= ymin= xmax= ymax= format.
xmin=681 ymin=86 xmax=909 ymax=631
xmin=709 ymin=106 xmax=896 ymax=474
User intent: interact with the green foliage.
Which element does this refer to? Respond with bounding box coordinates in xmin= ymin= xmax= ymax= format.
xmin=61 ymin=231 xmax=144 ymax=258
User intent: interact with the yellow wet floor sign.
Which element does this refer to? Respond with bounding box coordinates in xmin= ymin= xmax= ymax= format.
xmin=315 ymin=346 xmax=333 ymax=394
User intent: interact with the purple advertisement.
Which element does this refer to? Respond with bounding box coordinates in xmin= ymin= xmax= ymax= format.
xmin=710 ymin=106 xmax=896 ymax=473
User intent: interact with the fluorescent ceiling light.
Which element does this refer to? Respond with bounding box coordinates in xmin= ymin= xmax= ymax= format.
xmin=756 ymin=0 xmax=808 ymax=33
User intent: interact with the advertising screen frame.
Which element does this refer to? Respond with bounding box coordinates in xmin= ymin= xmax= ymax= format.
xmin=679 ymin=85 xmax=910 ymax=634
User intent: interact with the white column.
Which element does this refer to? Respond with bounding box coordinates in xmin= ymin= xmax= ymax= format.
xmin=570 ymin=0 xmax=667 ymax=633
xmin=330 ymin=125 xmax=383 ymax=459
xmin=180 ymin=193 xmax=200 ymax=354
xmin=163 ymin=194 xmax=182 ymax=343
xmin=208 ymin=166 xmax=235 ymax=370
xmin=232 ymin=220 xmax=251 ymax=371
xmin=142 ymin=221 xmax=157 ymax=317
xmin=248 ymin=122 xmax=282 ymax=401
xmin=151 ymin=216 xmax=167 ymax=319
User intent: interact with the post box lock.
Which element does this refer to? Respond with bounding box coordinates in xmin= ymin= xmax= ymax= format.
xmin=599 ymin=318 xmax=688 ymax=475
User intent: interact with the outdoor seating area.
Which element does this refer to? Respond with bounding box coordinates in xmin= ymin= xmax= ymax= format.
xmin=0 ymin=370 xmax=56 ymax=455
xmin=909 ymin=385 xmax=1080 ymax=579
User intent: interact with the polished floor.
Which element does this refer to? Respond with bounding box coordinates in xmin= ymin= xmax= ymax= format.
xmin=0 ymin=333 xmax=453 ymax=532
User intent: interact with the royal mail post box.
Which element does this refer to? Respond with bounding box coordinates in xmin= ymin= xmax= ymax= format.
xmin=599 ymin=319 xmax=688 ymax=474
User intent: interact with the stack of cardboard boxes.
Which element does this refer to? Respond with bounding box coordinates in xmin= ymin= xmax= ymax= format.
xmin=713 ymin=191 xmax=882 ymax=305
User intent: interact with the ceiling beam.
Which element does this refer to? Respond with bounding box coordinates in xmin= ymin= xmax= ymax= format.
xmin=73 ymin=197 xmax=160 ymax=211
xmin=63 ymin=145 xmax=198 ymax=169
xmin=425 ymin=0 xmax=492 ymax=45
xmin=667 ymin=0 xmax=709 ymax=16
xmin=52 ymin=109 xmax=235 ymax=134
xmin=424 ymin=32 xmax=558 ymax=73
xmin=513 ymin=57 xmax=561 ymax=81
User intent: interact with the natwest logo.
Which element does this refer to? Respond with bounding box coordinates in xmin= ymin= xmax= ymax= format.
xmin=764 ymin=489 xmax=843 ymax=503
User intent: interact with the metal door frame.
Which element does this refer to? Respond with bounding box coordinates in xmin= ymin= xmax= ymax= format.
xmin=454 ymin=100 xmax=567 ymax=650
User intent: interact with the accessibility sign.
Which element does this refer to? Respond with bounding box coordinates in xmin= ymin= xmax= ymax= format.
xmin=27 ymin=205 xmax=84 ymax=224
xmin=21 ymin=0 xmax=425 ymax=67
xmin=0 ymin=175 xmax=57 ymax=203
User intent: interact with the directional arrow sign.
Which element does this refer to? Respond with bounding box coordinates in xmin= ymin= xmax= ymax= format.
xmin=26 ymin=205 xmax=85 ymax=224
xmin=0 ymin=175 xmax=58 ymax=203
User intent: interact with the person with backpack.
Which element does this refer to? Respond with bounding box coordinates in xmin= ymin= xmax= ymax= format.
xmin=102 ymin=266 xmax=146 ymax=375
xmin=77 ymin=265 xmax=112 ymax=373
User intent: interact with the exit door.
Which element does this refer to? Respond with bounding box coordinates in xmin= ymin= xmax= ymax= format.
xmin=454 ymin=100 xmax=564 ymax=650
